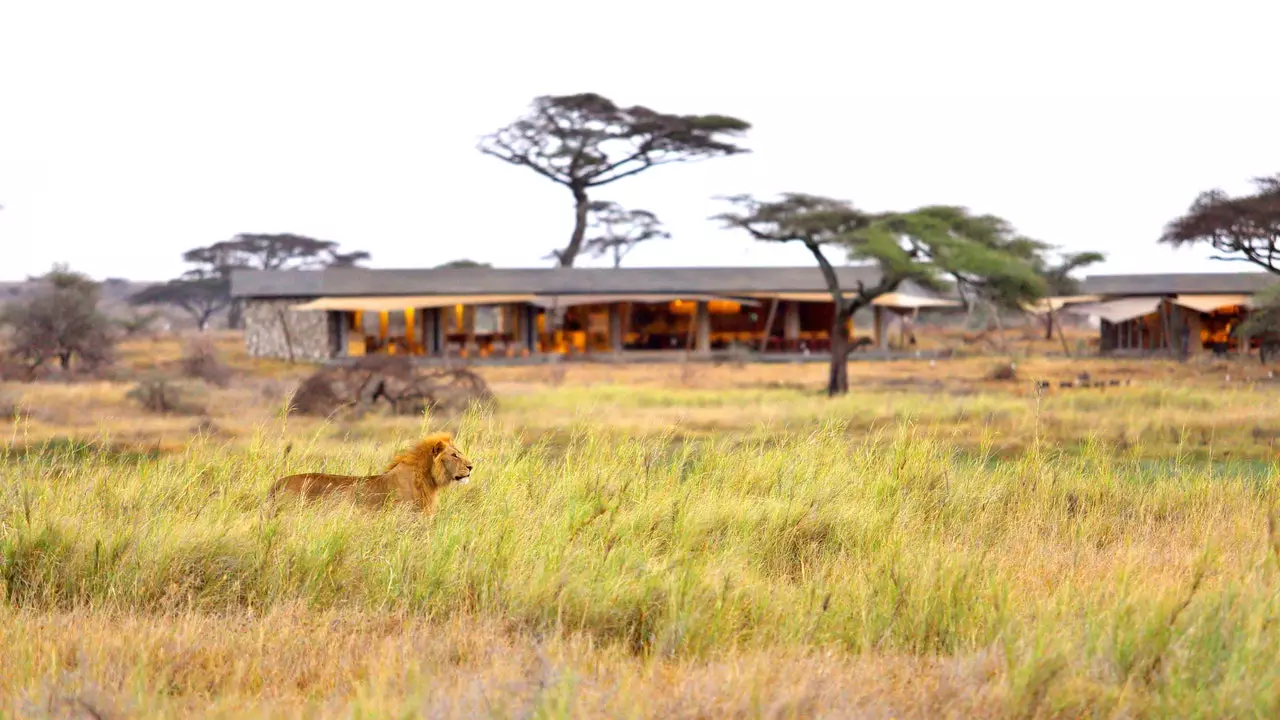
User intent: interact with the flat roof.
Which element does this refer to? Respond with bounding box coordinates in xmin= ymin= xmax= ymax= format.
xmin=1080 ymin=271 xmax=1279 ymax=296
xmin=230 ymin=265 xmax=928 ymax=299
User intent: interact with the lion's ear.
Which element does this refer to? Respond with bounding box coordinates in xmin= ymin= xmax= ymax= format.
xmin=429 ymin=437 xmax=450 ymax=456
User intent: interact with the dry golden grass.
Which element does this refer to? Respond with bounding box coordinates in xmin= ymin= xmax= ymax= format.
xmin=2 ymin=608 xmax=1022 ymax=719
xmin=3 ymin=333 xmax=1280 ymax=717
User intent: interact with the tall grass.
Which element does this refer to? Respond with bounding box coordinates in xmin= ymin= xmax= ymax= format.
xmin=3 ymin=404 xmax=1280 ymax=716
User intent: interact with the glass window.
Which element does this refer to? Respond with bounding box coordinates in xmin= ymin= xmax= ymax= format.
xmin=474 ymin=305 xmax=504 ymax=334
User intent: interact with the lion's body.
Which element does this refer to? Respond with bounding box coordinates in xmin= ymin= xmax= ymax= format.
xmin=269 ymin=432 xmax=472 ymax=513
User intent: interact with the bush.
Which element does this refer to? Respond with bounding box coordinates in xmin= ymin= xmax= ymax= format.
xmin=179 ymin=336 xmax=232 ymax=387
xmin=126 ymin=376 xmax=208 ymax=415
xmin=986 ymin=361 xmax=1018 ymax=381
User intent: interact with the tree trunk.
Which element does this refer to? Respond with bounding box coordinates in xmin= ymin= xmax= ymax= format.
xmin=59 ymin=352 xmax=72 ymax=371
xmin=1044 ymin=312 xmax=1054 ymax=340
xmin=558 ymin=187 xmax=591 ymax=268
xmin=991 ymin=302 xmax=1008 ymax=351
xmin=827 ymin=315 xmax=850 ymax=396
xmin=227 ymin=299 xmax=244 ymax=330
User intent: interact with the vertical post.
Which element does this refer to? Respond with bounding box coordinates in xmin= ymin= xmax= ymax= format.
xmin=609 ymin=303 xmax=623 ymax=354
xmin=526 ymin=306 xmax=539 ymax=354
xmin=463 ymin=305 xmax=475 ymax=356
xmin=874 ymin=306 xmax=887 ymax=350
xmin=420 ymin=308 xmax=435 ymax=356
xmin=331 ymin=311 xmax=346 ymax=358
xmin=759 ymin=297 xmax=779 ymax=353
xmin=430 ymin=307 xmax=445 ymax=353
xmin=695 ymin=300 xmax=711 ymax=355
xmin=784 ymin=301 xmax=801 ymax=351
xmin=404 ymin=308 xmax=416 ymax=352
xmin=1159 ymin=299 xmax=1173 ymax=356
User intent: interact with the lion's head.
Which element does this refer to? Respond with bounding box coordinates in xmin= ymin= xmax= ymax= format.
xmin=386 ymin=432 xmax=473 ymax=488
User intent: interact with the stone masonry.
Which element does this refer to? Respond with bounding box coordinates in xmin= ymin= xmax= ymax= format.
xmin=243 ymin=298 xmax=335 ymax=362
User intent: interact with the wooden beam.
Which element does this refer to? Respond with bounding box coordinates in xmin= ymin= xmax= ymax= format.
xmin=695 ymin=301 xmax=711 ymax=354
xmin=759 ymin=297 xmax=779 ymax=353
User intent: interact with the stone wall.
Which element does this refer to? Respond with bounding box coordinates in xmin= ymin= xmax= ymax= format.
xmin=243 ymin=298 xmax=336 ymax=362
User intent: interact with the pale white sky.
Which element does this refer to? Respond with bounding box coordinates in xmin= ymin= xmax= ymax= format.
xmin=1 ymin=0 xmax=1276 ymax=282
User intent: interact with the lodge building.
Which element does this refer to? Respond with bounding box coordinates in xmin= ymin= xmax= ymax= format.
xmin=229 ymin=266 xmax=958 ymax=362
xmin=1068 ymin=272 xmax=1277 ymax=355
xmin=230 ymin=266 xmax=1280 ymax=363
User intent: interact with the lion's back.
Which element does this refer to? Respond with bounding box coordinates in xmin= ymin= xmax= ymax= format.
xmin=270 ymin=472 xmax=390 ymax=503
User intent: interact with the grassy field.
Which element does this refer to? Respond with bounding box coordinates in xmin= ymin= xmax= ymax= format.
xmin=3 ymin=334 xmax=1280 ymax=717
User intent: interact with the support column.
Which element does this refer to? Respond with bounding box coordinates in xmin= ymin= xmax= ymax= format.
xmin=463 ymin=305 xmax=476 ymax=356
xmin=783 ymin=302 xmax=801 ymax=350
xmin=874 ymin=306 xmax=887 ymax=350
xmin=329 ymin=311 xmax=345 ymax=358
xmin=431 ymin=308 xmax=446 ymax=356
xmin=609 ymin=303 xmax=624 ymax=354
xmin=694 ymin=300 xmax=711 ymax=355
xmin=526 ymin=306 xmax=539 ymax=354
xmin=419 ymin=308 xmax=435 ymax=356
xmin=511 ymin=304 xmax=527 ymax=354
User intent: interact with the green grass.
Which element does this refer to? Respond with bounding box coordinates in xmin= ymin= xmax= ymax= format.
xmin=3 ymin=397 xmax=1280 ymax=716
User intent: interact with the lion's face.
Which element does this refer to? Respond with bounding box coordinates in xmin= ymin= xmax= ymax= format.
xmin=434 ymin=441 xmax=473 ymax=485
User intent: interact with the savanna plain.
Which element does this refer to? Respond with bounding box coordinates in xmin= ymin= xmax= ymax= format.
xmin=3 ymin=333 xmax=1280 ymax=718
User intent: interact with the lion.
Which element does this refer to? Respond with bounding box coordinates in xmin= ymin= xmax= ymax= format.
xmin=268 ymin=432 xmax=472 ymax=513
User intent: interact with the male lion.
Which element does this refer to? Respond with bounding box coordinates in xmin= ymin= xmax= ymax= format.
xmin=268 ymin=432 xmax=472 ymax=513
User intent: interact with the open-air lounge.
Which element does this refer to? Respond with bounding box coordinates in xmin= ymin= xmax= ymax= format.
xmin=230 ymin=266 xmax=961 ymax=363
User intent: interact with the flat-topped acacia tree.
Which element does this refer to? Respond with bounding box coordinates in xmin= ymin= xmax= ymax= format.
xmin=479 ymin=93 xmax=749 ymax=268
xmin=716 ymin=194 xmax=1046 ymax=396
xmin=1160 ymin=174 xmax=1280 ymax=273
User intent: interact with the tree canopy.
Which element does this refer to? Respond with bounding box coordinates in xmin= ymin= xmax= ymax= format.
xmin=129 ymin=277 xmax=231 ymax=331
xmin=1 ymin=264 xmax=115 ymax=375
xmin=1160 ymin=174 xmax=1280 ymax=273
xmin=159 ymin=233 xmax=371 ymax=329
xmin=434 ymin=259 xmax=493 ymax=269
xmin=480 ymin=93 xmax=749 ymax=268
xmin=183 ymin=233 xmax=371 ymax=277
xmin=580 ymin=201 xmax=670 ymax=268
xmin=717 ymin=193 xmax=1050 ymax=395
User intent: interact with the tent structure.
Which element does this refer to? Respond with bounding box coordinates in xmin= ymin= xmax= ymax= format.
xmin=290 ymin=295 xmax=536 ymax=311
xmin=1069 ymin=297 xmax=1163 ymax=324
xmin=1171 ymin=294 xmax=1252 ymax=314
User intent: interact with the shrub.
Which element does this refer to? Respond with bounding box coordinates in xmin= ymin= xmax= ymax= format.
xmin=126 ymin=376 xmax=207 ymax=415
xmin=178 ymin=336 xmax=232 ymax=387
xmin=986 ymin=361 xmax=1018 ymax=381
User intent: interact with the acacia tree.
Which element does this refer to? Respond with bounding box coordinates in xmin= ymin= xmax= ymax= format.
xmin=183 ymin=233 xmax=371 ymax=274
xmin=716 ymin=194 xmax=1045 ymax=396
xmin=129 ymin=277 xmax=231 ymax=331
xmin=435 ymin=259 xmax=493 ymax=269
xmin=1160 ymin=174 xmax=1280 ymax=272
xmin=913 ymin=208 xmax=1105 ymax=340
xmin=479 ymin=93 xmax=749 ymax=268
xmin=582 ymin=201 xmax=670 ymax=268
xmin=163 ymin=233 xmax=371 ymax=329
xmin=1 ymin=264 xmax=115 ymax=375
xmin=1032 ymin=250 xmax=1106 ymax=340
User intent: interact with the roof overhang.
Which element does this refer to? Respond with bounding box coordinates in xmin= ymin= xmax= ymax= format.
xmin=290 ymin=294 xmax=536 ymax=311
xmin=1070 ymin=297 xmax=1163 ymax=323
xmin=870 ymin=291 xmax=963 ymax=309
xmin=740 ymin=291 xmax=960 ymax=308
xmin=529 ymin=293 xmax=761 ymax=308
xmin=1171 ymin=294 xmax=1252 ymax=314
xmin=1021 ymin=294 xmax=1103 ymax=314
